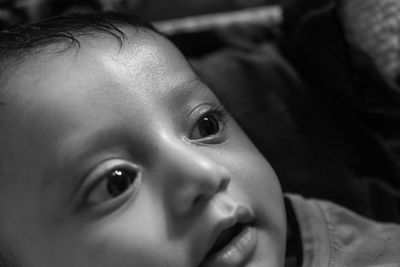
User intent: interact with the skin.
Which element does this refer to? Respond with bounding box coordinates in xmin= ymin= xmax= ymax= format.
xmin=0 ymin=29 xmax=286 ymax=267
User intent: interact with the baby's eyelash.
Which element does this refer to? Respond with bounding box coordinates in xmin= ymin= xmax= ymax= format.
xmin=206 ymin=104 xmax=229 ymax=120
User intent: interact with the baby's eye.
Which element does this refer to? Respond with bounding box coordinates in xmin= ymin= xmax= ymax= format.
xmin=190 ymin=106 xmax=227 ymax=141
xmin=86 ymin=167 xmax=138 ymax=207
xmin=193 ymin=114 xmax=220 ymax=138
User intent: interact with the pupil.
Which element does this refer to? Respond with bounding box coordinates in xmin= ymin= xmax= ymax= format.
xmin=107 ymin=169 xmax=136 ymax=197
xmin=199 ymin=115 xmax=219 ymax=137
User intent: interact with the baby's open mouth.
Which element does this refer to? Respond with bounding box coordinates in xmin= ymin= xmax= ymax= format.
xmin=199 ymin=206 xmax=258 ymax=267
xmin=200 ymin=221 xmax=257 ymax=267
xmin=205 ymin=223 xmax=248 ymax=258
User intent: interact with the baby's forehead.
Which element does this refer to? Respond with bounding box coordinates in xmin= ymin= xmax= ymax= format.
xmin=3 ymin=29 xmax=192 ymax=104
xmin=0 ymin=26 xmax=205 ymax=164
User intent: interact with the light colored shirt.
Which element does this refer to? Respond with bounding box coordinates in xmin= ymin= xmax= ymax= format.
xmin=287 ymin=194 xmax=400 ymax=267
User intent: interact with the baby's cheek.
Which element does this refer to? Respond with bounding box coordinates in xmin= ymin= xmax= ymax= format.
xmin=69 ymin=195 xmax=185 ymax=267
xmin=229 ymin=145 xmax=280 ymax=194
xmin=229 ymin=149 xmax=285 ymax=222
xmin=79 ymin=225 xmax=190 ymax=267
xmin=78 ymin=224 xmax=162 ymax=266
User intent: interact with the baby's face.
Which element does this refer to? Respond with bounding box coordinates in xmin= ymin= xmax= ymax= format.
xmin=0 ymin=29 xmax=286 ymax=267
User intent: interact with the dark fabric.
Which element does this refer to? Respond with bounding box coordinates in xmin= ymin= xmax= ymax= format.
xmin=284 ymin=196 xmax=303 ymax=267
xmin=279 ymin=2 xmax=400 ymax=222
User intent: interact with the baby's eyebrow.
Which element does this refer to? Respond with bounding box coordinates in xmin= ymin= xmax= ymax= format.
xmin=165 ymin=78 xmax=206 ymax=107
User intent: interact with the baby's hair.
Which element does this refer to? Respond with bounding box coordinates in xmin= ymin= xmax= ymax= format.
xmin=0 ymin=12 xmax=157 ymax=86
xmin=0 ymin=11 xmax=157 ymax=267
xmin=0 ymin=11 xmax=156 ymax=51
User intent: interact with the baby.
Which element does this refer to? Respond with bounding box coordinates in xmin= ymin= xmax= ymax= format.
xmin=0 ymin=12 xmax=399 ymax=267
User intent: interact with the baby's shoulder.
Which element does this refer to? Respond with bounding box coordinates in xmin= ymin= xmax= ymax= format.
xmin=286 ymin=194 xmax=400 ymax=267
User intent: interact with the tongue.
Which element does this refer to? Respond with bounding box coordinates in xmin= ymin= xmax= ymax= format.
xmin=208 ymin=224 xmax=245 ymax=257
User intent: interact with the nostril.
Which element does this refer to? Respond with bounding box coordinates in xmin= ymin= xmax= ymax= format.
xmin=193 ymin=177 xmax=230 ymax=206
xmin=193 ymin=195 xmax=204 ymax=206
xmin=218 ymin=177 xmax=230 ymax=192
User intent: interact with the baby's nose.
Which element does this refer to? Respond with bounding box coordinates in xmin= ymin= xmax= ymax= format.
xmin=158 ymin=140 xmax=231 ymax=218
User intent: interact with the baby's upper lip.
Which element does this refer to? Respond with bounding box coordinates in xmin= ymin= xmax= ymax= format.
xmin=199 ymin=205 xmax=254 ymax=264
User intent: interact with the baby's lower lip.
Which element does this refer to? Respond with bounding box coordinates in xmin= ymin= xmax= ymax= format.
xmin=200 ymin=225 xmax=258 ymax=267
